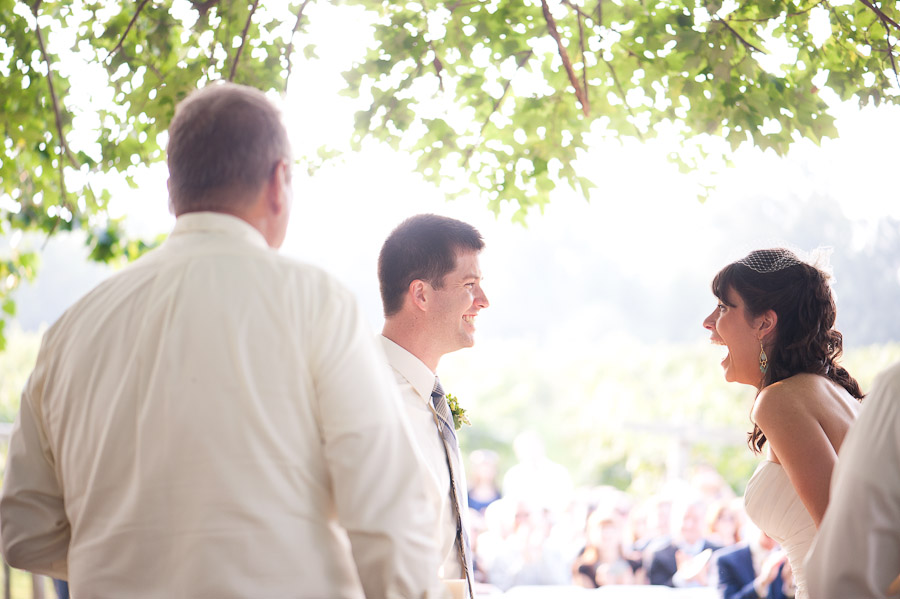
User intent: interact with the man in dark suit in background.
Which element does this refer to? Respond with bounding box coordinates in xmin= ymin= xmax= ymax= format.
xmin=714 ymin=528 xmax=791 ymax=599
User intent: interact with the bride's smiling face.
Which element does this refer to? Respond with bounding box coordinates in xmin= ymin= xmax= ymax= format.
xmin=703 ymin=286 xmax=765 ymax=387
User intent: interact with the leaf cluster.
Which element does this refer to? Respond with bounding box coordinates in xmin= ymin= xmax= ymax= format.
xmin=342 ymin=0 xmax=899 ymax=218
xmin=0 ymin=0 xmax=313 ymax=345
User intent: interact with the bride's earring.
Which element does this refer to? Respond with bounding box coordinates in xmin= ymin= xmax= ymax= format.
xmin=759 ymin=340 xmax=768 ymax=374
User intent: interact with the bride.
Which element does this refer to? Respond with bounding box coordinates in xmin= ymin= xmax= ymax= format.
xmin=702 ymin=248 xmax=863 ymax=599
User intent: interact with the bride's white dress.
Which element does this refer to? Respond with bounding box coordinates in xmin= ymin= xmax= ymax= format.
xmin=744 ymin=460 xmax=816 ymax=599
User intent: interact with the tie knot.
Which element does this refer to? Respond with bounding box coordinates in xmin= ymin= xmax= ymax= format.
xmin=431 ymin=377 xmax=444 ymax=400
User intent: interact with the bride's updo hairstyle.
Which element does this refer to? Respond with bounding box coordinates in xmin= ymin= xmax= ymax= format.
xmin=711 ymin=248 xmax=864 ymax=452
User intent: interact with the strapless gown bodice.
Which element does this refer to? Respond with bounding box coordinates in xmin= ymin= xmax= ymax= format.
xmin=744 ymin=460 xmax=815 ymax=599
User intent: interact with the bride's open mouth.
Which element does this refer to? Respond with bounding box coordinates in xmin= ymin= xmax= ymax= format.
xmin=709 ymin=338 xmax=730 ymax=362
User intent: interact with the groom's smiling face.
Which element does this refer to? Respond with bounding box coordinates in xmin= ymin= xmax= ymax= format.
xmin=427 ymin=248 xmax=490 ymax=355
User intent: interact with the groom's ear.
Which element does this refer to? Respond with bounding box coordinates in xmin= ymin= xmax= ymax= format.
xmin=409 ymin=279 xmax=428 ymax=312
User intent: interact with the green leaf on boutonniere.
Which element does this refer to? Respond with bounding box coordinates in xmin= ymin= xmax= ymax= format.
xmin=445 ymin=393 xmax=470 ymax=431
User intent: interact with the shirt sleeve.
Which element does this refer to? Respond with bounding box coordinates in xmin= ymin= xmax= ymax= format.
xmin=309 ymin=280 xmax=441 ymax=599
xmin=806 ymin=362 xmax=900 ymax=599
xmin=0 ymin=345 xmax=70 ymax=579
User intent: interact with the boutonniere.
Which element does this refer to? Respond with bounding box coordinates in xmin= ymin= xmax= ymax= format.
xmin=445 ymin=393 xmax=471 ymax=431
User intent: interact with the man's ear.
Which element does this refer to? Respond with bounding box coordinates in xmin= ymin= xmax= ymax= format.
xmin=267 ymin=159 xmax=291 ymax=215
xmin=167 ymin=179 xmax=176 ymax=215
xmin=409 ymin=279 xmax=429 ymax=312
xmin=757 ymin=309 xmax=778 ymax=342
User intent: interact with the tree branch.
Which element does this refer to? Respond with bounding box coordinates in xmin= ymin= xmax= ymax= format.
xmin=283 ymin=0 xmax=313 ymax=93
xmin=561 ymin=0 xmax=594 ymax=22
xmin=463 ymin=50 xmax=534 ymax=168
xmin=428 ymin=41 xmax=445 ymax=91
xmin=860 ymin=0 xmax=900 ymax=88
xmin=229 ymin=0 xmax=260 ymax=81
xmin=32 ymin=1 xmax=80 ymax=241
xmin=108 ymin=0 xmax=151 ymax=59
xmin=192 ymin=0 xmax=220 ymax=16
xmin=602 ymin=57 xmax=644 ymax=141
xmin=576 ymin=9 xmax=588 ymax=111
xmin=32 ymin=2 xmax=78 ymax=169
xmin=713 ymin=16 xmax=765 ymax=53
xmin=541 ymin=0 xmax=590 ymax=115
xmin=859 ymin=0 xmax=900 ymax=31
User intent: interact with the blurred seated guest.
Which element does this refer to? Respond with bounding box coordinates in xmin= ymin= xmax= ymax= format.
xmin=571 ymin=507 xmax=627 ymax=588
xmin=502 ymin=431 xmax=573 ymax=515
xmin=468 ymin=449 xmax=502 ymax=513
xmin=714 ymin=526 xmax=790 ymax=599
xmin=648 ymin=494 xmax=722 ymax=587
xmin=632 ymin=494 xmax=672 ymax=564
xmin=691 ymin=463 xmax=737 ymax=503
xmin=706 ymin=497 xmax=744 ymax=548
xmin=484 ymin=500 xmax=571 ymax=591
xmin=597 ymin=559 xmax=636 ymax=586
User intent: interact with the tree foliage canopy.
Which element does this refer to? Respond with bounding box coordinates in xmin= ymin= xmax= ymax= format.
xmin=1 ymin=0 xmax=899 ymax=345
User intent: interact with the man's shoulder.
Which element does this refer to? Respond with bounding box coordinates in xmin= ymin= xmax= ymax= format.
xmin=712 ymin=543 xmax=749 ymax=562
xmin=872 ymin=360 xmax=900 ymax=397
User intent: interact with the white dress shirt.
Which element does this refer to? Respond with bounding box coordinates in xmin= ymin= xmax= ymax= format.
xmin=806 ymin=360 xmax=900 ymax=599
xmin=1 ymin=213 xmax=440 ymax=599
xmin=379 ymin=336 xmax=468 ymax=581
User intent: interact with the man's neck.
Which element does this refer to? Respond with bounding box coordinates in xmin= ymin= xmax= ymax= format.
xmin=382 ymin=324 xmax=440 ymax=372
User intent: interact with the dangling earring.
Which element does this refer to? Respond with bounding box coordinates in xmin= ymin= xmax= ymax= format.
xmin=759 ymin=340 xmax=768 ymax=374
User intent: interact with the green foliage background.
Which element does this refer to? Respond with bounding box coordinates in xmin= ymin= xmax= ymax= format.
xmin=4 ymin=325 xmax=898 ymax=500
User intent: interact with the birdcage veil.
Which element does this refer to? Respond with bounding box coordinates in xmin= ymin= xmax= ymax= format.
xmin=734 ymin=245 xmax=834 ymax=284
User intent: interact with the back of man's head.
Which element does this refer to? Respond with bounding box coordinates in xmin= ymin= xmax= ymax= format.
xmin=167 ymin=82 xmax=291 ymax=215
xmin=378 ymin=213 xmax=484 ymax=317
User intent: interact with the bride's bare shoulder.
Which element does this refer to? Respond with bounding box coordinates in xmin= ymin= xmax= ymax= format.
xmin=752 ymin=374 xmax=824 ymax=422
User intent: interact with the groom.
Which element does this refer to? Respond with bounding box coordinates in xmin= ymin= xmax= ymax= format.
xmin=378 ymin=214 xmax=490 ymax=597
xmin=0 ymin=83 xmax=440 ymax=599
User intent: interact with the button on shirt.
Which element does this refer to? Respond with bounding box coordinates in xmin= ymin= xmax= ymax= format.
xmin=379 ymin=336 xmax=468 ymax=581
xmin=0 ymin=213 xmax=440 ymax=599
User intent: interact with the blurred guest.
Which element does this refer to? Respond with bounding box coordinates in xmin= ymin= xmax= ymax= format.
xmin=597 ymin=559 xmax=636 ymax=586
xmin=713 ymin=526 xmax=789 ymax=599
xmin=691 ymin=463 xmax=737 ymax=503
xmin=706 ymin=497 xmax=743 ymax=548
xmin=647 ymin=494 xmax=722 ymax=587
xmin=484 ymin=500 xmax=571 ymax=590
xmin=635 ymin=493 xmax=674 ymax=582
xmin=502 ymin=431 xmax=574 ymax=515
xmin=468 ymin=449 xmax=502 ymax=513
xmin=571 ymin=507 xmax=628 ymax=588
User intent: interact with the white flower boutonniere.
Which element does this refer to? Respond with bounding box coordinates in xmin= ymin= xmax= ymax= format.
xmin=445 ymin=393 xmax=471 ymax=431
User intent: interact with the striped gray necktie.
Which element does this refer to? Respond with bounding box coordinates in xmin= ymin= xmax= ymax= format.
xmin=431 ymin=377 xmax=475 ymax=599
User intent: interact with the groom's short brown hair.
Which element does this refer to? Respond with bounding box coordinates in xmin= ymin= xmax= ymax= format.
xmin=378 ymin=214 xmax=484 ymax=317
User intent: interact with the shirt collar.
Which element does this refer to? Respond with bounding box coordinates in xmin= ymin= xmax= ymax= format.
xmin=170 ymin=212 xmax=269 ymax=249
xmin=379 ymin=335 xmax=436 ymax=405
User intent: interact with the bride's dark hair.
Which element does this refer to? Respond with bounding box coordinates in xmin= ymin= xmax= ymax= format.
xmin=711 ymin=248 xmax=864 ymax=453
